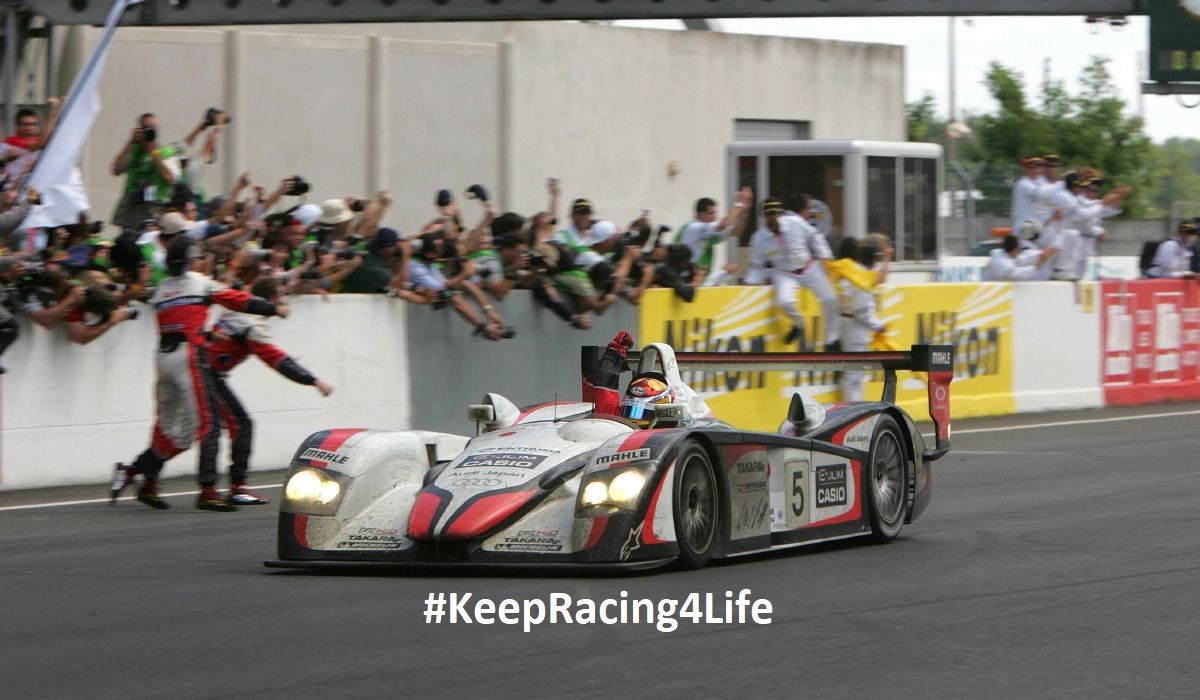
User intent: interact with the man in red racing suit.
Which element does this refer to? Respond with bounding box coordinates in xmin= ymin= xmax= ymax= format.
xmin=583 ymin=330 xmax=634 ymax=416
xmin=111 ymin=236 xmax=287 ymax=511
xmin=204 ymin=277 xmax=334 ymax=505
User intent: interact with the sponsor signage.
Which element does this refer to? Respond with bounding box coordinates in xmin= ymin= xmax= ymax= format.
xmin=638 ymin=283 xmax=1015 ymax=430
xmin=595 ymin=448 xmax=651 ymax=466
xmin=300 ymin=448 xmax=349 ymax=465
xmin=455 ymin=452 xmax=548 ymax=469
xmin=814 ymin=464 xmax=848 ymax=508
xmin=1099 ymin=280 xmax=1200 ymax=405
xmin=494 ymin=529 xmax=564 ymax=552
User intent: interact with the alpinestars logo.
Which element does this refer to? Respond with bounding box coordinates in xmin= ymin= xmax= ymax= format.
xmin=620 ymin=522 xmax=645 ymax=561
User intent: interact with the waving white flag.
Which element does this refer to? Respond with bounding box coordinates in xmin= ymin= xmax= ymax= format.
xmin=19 ymin=0 xmax=142 ymax=230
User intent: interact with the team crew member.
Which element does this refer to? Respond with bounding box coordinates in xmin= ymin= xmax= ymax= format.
xmin=1062 ymin=172 xmax=1131 ymax=279
xmin=1038 ymin=155 xmax=1082 ymax=280
xmin=111 ymin=236 xmax=287 ymax=511
xmin=1147 ymin=220 xmax=1199 ymax=279
xmin=1011 ymin=156 xmax=1053 ymax=235
xmin=984 ymin=234 xmax=1058 ymax=281
xmin=784 ymin=194 xmax=839 ymax=349
xmin=204 ymin=277 xmax=334 ymax=505
xmin=747 ymin=198 xmax=838 ymax=349
xmin=675 ymin=186 xmax=752 ymax=285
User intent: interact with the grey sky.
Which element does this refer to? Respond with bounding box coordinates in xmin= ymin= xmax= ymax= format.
xmin=618 ymin=17 xmax=1198 ymax=144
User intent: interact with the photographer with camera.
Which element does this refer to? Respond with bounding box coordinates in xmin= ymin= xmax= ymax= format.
xmin=111 ymin=113 xmax=181 ymax=232
xmin=407 ymin=227 xmax=512 ymax=341
xmin=177 ymin=108 xmax=229 ymax=206
xmin=59 ymin=281 xmax=138 ymax=346
xmin=500 ymin=215 xmax=593 ymax=330
xmin=550 ymin=197 xmax=635 ymax=317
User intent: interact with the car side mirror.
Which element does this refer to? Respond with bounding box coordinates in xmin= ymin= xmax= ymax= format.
xmin=468 ymin=404 xmax=495 ymax=435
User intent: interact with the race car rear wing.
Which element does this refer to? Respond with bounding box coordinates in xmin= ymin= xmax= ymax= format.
xmin=582 ymin=343 xmax=955 ymax=456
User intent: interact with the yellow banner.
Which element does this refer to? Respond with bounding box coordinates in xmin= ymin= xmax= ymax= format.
xmin=638 ymin=283 xmax=1015 ymax=432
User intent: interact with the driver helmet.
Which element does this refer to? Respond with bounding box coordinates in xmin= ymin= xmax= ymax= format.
xmin=619 ymin=374 xmax=673 ymax=428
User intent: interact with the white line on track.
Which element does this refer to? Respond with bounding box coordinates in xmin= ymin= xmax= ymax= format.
xmin=949 ymin=409 xmax=1200 ymax=436
xmin=0 ymin=483 xmax=283 ymax=512
xmin=5 ymin=409 xmax=1200 ymax=512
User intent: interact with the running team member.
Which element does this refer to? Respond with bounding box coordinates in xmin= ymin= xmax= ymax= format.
xmin=111 ymin=236 xmax=287 ymax=511
xmin=204 ymin=277 xmax=334 ymax=505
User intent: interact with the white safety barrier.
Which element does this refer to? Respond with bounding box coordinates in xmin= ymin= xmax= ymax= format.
xmin=5 ymin=279 xmax=1198 ymax=491
xmin=0 ymin=296 xmax=411 ymax=490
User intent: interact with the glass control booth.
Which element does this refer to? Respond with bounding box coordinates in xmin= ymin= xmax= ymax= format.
xmin=727 ymin=140 xmax=943 ymax=263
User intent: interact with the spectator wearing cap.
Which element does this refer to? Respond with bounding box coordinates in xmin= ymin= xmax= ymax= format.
xmin=340 ymin=226 xmax=405 ymax=293
xmin=1148 ymin=219 xmax=1198 ymax=279
xmin=1011 ymin=156 xmax=1055 ymax=236
xmin=747 ymin=197 xmax=839 ymax=346
xmin=1063 ymin=172 xmax=1131 ymax=279
xmin=550 ymin=197 xmax=631 ymax=316
xmin=138 ymin=212 xmax=193 ymax=286
xmin=111 ymin=113 xmax=181 ymax=231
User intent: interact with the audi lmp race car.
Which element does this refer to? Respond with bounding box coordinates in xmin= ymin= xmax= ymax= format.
xmin=268 ymin=339 xmax=954 ymax=571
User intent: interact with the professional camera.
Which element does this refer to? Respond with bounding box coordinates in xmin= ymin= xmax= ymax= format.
xmin=286 ymin=176 xmax=310 ymax=197
xmin=654 ymin=243 xmax=697 ymax=303
xmin=349 ymin=198 xmax=366 ymax=213
xmin=465 ymin=184 xmax=489 ymax=202
xmin=436 ymin=189 xmax=453 ymax=208
xmin=335 ymin=248 xmax=361 ymax=262
xmin=140 ymin=125 xmax=157 ymax=143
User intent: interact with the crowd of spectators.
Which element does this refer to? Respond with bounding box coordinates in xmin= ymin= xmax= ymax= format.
xmin=0 ymin=102 xmax=841 ymax=373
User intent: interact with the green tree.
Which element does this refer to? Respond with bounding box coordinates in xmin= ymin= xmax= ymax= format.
xmin=1145 ymin=138 xmax=1200 ymax=218
xmin=906 ymin=93 xmax=942 ymax=143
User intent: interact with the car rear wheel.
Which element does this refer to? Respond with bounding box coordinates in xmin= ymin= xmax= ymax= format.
xmin=673 ymin=441 xmax=718 ymax=569
xmin=867 ymin=416 xmax=908 ymax=543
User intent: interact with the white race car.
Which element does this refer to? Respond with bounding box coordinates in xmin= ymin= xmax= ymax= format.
xmin=268 ymin=336 xmax=953 ymax=570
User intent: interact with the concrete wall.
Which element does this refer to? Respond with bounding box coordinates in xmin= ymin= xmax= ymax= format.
xmin=0 ymin=295 xmax=412 ymax=490
xmin=405 ymin=291 xmax=638 ymax=434
xmin=64 ymin=22 xmax=902 ymax=235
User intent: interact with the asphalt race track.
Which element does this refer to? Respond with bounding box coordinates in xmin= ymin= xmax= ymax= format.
xmin=3 ymin=403 xmax=1200 ymax=699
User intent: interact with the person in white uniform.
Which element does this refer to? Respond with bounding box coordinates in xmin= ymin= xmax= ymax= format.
xmin=1011 ymin=156 xmax=1054 ymax=236
xmin=781 ymin=194 xmax=839 ymax=349
xmin=748 ymin=198 xmax=836 ymax=347
xmin=1061 ymin=172 xmax=1130 ymax=279
xmin=984 ymin=234 xmax=1059 ymax=281
xmin=1147 ymin=220 xmax=1198 ymax=279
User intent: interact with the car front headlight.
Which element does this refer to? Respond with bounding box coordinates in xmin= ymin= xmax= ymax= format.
xmin=282 ymin=467 xmax=348 ymax=516
xmin=577 ymin=468 xmax=648 ymax=515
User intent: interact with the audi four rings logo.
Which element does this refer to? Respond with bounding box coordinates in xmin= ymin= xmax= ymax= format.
xmin=452 ymin=477 xmax=504 ymax=489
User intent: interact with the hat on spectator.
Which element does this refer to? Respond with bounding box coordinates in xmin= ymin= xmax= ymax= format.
xmin=319 ymin=199 xmax=354 ymax=225
xmin=572 ymin=198 xmax=593 ymax=215
xmin=1019 ymin=156 xmax=1045 ymax=168
xmin=762 ymin=198 xmax=786 ymax=214
xmin=368 ymin=227 xmax=400 ymax=254
xmin=158 ymin=212 xmax=195 ymax=236
xmin=1042 ymin=154 xmax=1060 ymax=166
xmin=292 ymin=204 xmax=322 ymax=229
xmin=1179 ymin=219 xmax=1200 ymax=234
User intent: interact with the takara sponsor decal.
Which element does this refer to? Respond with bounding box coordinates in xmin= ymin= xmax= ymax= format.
xmin=336 ymin=527 xmax=405 ymax=550
xmin=596 ymin=448 xmax=651 ymax=466
xmin=301 ymin=448 xmax=349 ymax=465
xmin=815 ymin=464 xmax=848 ymax=508
xmin=494 ymin=529 xmax=564 ymax=552
xmin=456 ymin=452 xmax=548 ymax=469
xmin=733 ymin=457 xmax=769 ymax=494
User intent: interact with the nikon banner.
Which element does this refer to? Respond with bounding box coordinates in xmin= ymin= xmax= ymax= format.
xmin=638 ymin=284 xmax=1016 ymax=432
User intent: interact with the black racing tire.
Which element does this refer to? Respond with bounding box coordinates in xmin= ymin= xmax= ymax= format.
xmin=672 ymin=440 xmax=719 ymax=570
xmin=866 ymin=415 xmax=908 ymax=543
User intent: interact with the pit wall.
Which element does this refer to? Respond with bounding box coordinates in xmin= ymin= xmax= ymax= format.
xmin=3 ymin=280 xmax=1197 ymax=491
